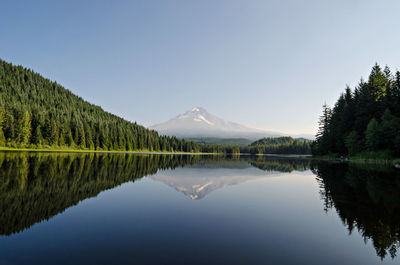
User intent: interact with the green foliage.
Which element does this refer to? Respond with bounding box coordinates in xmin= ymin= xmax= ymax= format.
xmin=0 ymin=59 xmax=199 ymax=152
xmin=313 ymin=64 xmax=400 ymax=157
xmin=344 ymin=131 xmax=362 ymax=155
xmin=247 ymin=137 xmax=312 ymax=155
xmin=187 ymin=137 xmax=253 ymax=146
xmin=365 ymin=118 xmax=381 ymax=150
xmin=350 ymin=150 xmax=394 ymax=161
xmin=251 ymin=136 xmax=295 ymax=146
xmin=199 ymin=144 xmax=241 ymax=154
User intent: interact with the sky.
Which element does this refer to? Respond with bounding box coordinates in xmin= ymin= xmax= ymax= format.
xmin=1 ymin=0 xmax=400 ymax=136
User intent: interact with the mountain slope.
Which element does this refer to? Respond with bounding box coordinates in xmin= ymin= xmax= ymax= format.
xmin=150 ymin=107 xmax=281 ymax=139
xmin=250 ymin=136 xmax=312 ymax=146
xmin=187 ymin=137 xmax=253 ymax=146
xmin=0 ymin=59 xmax=198 ymax=152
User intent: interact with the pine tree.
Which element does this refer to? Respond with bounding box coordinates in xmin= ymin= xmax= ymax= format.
xmin=365 ymin=118 xmax=381 ymax=151
xmin=66 ymin=129 xmax=75 ymax=146
xmin=380 ymin=109 xmax=400 ymax=150
xmin=78 ymin=127 xmax=86 ymax=148
xmin=32 ymin=125 xmax=43 ymax=145
xmin=315 ymin=104 xmax=332 ymax=155
xmin=17 ymin=110 xmax=31 ymax=145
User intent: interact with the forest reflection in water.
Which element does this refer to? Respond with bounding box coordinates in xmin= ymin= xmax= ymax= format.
xmin=312 ymin=161 xmax=400 ymax=260
xmin=0 ymin=152 xmax=399 ymax=262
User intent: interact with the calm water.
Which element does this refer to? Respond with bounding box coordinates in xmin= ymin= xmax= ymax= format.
xmin=0 ymin=152 xmax=399 ymax=265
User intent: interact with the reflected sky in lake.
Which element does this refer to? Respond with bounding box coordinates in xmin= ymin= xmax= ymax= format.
xmin=0 ymin=153 xmax=398 ymax=265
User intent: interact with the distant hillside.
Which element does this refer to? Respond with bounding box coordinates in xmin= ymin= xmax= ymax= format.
xmin=187 ymin=137 xmax=253 ymax=146
xmin=0 ymin=59 xmax=198 ymax=152
xmin=198 ymin=136 xmax=312 ymax=155
xmin=244 ymin=136 xmax=312 ymax=155
xmin=250 ymin=136 xmax=311 ymax=146
xmin=251 ymin=136 xmax=295 ymax=146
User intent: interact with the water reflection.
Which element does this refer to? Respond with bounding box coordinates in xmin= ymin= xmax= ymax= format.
xmin=0 ymin=153 xmax=310 ymax=235
xmin=151 ymin=156 xmax=310 ymax=200
xmin=312 ymin=161 xmax=400 ymax=260
xmin=1 ymin=152 xmax=399 ymax=263
xmin=151 ymin=161 xmax=269 ymax=200
xmin=0 ymin=152 xmax=199 ymax=235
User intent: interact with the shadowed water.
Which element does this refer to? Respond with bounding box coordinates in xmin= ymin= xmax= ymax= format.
xmin=0 ymin=152 xmax=398 ymax=264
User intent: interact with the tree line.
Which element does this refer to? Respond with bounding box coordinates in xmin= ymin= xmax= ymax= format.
xmin=312 ymin=64 xmax=400 ymax=157
xmin=199 ymin=136 xmax=311 ymax=154
xmin=0 ymin=59 xmax=200 ymax=152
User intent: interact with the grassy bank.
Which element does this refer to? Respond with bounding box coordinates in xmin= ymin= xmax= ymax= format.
xmin=313 ymin=151 xmax=400 ymax=167
xmin=0 ymin=146 xmax=211 ymax=155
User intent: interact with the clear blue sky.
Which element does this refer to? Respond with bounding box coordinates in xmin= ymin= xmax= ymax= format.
xmin=1 ymin=0 xmax=400 ymax=135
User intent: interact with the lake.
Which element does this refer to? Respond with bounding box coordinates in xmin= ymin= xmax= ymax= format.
xmin=0 ymin=152 xmax=399 ymax=265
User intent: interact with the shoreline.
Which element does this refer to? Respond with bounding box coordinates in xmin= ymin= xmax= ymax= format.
xmin=0 ymin=147 xmax=313 ymax=157
xmin=0 ymin=147 xmax=214 ymax=155
xmin=311 ymin=155 xmax=400 ymax=168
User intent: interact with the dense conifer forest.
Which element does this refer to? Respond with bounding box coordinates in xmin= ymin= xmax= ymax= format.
xmin=312 ymin=64 xmax=400 ymax=158
xmin=0 ymin=59 xmax=199 ymax=152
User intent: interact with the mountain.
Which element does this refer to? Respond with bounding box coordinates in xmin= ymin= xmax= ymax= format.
xmin=150 ymin=107 xmax=281 ymax=139
xmin=0 ymin=59 xmax=198 ymax=152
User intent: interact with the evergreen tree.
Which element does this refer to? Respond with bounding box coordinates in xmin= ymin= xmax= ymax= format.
xmin=380 ymin=109 xmax=400 ymax=150
xmin=345 ymin=131 xmax=362 ymax=155
xmin=31 ymin=125 xmax=43 ymax=145
xmin=365 ymin=118 xmax=381 ymax=151
xmin=17 ymin=110 xmax=31 ymax=145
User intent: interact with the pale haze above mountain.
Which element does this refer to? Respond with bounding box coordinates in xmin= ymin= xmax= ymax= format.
xmin=150 ymin=107 xmax=285 ymax=139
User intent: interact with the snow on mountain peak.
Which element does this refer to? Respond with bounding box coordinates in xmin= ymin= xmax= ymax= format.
xmin=195 ymin=114 xmax=214 ymax=125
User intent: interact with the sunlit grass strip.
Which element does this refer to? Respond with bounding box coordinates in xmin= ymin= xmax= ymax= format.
xmin=0 ymin=146 xmax=213 ymax=155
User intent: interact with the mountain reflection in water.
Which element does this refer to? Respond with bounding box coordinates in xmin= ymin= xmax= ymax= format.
xmin=0 ymin=152 xmax=399 ymax=263
xmin=151 ymin=157 xmax=309 ymax=200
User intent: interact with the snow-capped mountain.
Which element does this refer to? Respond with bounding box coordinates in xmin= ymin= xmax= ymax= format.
xmin=149 ymin=107 xmax=281 ymax=139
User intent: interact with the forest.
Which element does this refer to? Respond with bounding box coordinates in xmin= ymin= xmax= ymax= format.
xmin=199 ymin=136 xmax=311 ymax=155
xmin=0 ymin=59 xmax=199 ymax=152
xmin=312 ymin=64 xmax=400 ymax=158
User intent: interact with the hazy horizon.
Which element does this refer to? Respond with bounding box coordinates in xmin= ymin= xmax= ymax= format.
xmin=2 ymin=0 xmax=400 ymax=135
